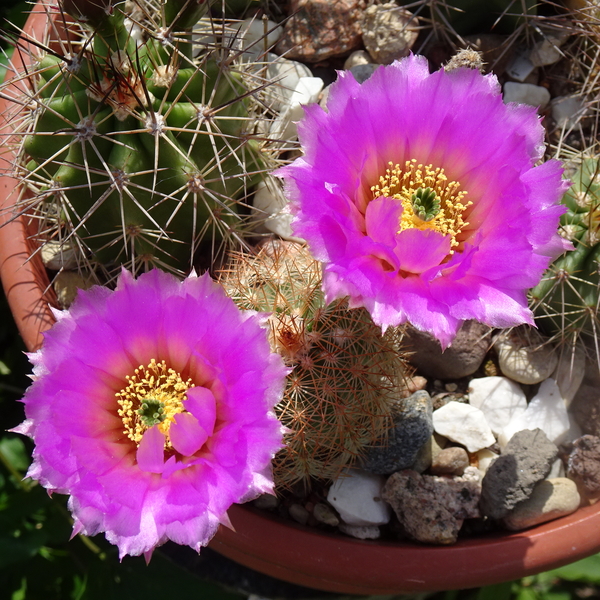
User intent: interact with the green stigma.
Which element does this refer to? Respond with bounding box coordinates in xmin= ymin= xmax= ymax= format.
xmin=411 ymin=187 xmax=440 ymax=222
xmin=136 ymin=398 xmax=166 ymax=428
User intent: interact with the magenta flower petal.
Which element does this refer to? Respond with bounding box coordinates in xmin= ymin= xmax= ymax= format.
xmin=170 ymin=412 xmax=208 ymax=456
xmin=136 ymin=427 xmax=166 ymax=473
xmin=184 ymin=386 xmax=217 ymax=437
xmin=395 ymin=229 xmax=452 ymax=274
xmin=15 ymin=269 xmax=288 ymax=558
xmin=278 ymin=54 xmax=572 ymax=347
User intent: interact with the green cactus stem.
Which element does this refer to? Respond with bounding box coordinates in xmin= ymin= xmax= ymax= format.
xmin=5 ymin=0 xmax=269 ymax=278
xmin=531 ymin=158 xmax=600 ymax=346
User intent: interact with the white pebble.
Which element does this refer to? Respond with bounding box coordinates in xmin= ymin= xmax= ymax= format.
xmin=270 ymin=77 xmax=324 ymax=141
xmin=468 ymin=376 xmax=527 ymax=435
xmin=234 ymin=18 xmax=282 ymax=57
xmin=327 ymin=469 xmax=391 ymax=527
xmin=499 ymin=378 xmax=570 ymax=447
xmin=338 ymin=523 xmax=381 ymax=539
xmin=503 ymin=82 xmax=551 ymax=110
xmin=529 ymin=38 xmax=563 ymax=67
xmin=266 ymin=57 xmax=314 ymax=112
xmin=432 ymin=401 xmax=496 ymax=453
xmin=252 ymin=177 xmax=303 ymax=242
xmin=477 ymin=448 xmax=499 ymax=476
xmin=506 ymin=52 xmax=536 ymax=82
xmin=459 ymin=466 xmax=482 ymax=483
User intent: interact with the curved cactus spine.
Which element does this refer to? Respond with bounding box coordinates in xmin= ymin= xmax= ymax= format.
xmin=1 ymin=0 xmax=276 ymax=281
xmin=219 ymin=239 xmax=412 ymax=491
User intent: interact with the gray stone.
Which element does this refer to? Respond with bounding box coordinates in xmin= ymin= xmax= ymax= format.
xmin=361 ymin=391 xmax=433 ymax=475
xmin=313 ymin=502 xmax=339 ymax=527
xmin=430 ymin=446 xmax=470 ymax=476
xmin=502 ymin=478 xmax=580 ymax=531
xmin=404 ymin=321 xmax=492 ymax=379
xmin=480 ymin=429 xmax=558 ymax=520
xmin=349 ymin=63 xmax=378 ymax=84
xmin=551 ymin=95 xmax=587 ymax=129
xmin=253 ymin=494 xmax=279 ymax=510
xmin=382 ymin=470 xmax=481 ymax=545
xmin=288 ymin=503 xmax=310 ymax=525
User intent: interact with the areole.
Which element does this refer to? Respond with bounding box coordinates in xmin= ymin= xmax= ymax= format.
xmin=2 ymin=1 xmax=600 ymax=595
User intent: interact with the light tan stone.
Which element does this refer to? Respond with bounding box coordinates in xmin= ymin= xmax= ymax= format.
xmin=502 ymin=478 xmax=580 ymax=531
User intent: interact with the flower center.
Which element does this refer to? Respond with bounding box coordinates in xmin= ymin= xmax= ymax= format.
xmin=371 ymin=159 xmax=472 ymax=250
xmin=116 ymin=359 xmax=194 ymax=447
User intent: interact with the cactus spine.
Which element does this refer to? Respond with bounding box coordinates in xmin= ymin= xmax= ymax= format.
xmin=219 ymin=240 xmax=411 ymax=490
xmin=531 ymin=159 xmax=600 ymax=348
xmin=3 ymin=0 xmax=271 ymax=280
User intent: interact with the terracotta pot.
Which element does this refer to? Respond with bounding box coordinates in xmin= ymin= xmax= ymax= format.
xmin=2 ymin=2 xmax=600 ymax=595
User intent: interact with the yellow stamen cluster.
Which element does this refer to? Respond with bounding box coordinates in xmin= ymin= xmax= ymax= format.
xmin=371 ymin=159 xmax=472 ymax=250
xmin=116 ymin=359 xmax=194 ymax=447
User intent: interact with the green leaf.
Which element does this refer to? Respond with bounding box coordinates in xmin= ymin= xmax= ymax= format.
xmin=546 ymin=553 xmax=600 ymax=583
xmin=0 ymin=436 xmax=30 ymax=472
xmin=476 ymin=581 xmax=513 ymax=600
xmin=514 ymin=587 xmax=539 ymax=600
xmin=0 ymin=529 xmax=47 ymax=568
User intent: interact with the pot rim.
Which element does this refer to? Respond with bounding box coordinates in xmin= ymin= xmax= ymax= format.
xmin=1 ymin=1 xmax=599 ymax=595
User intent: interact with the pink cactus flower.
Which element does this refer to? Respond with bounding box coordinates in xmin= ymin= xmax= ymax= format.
xmin=14 ymin=269 xmax=287 ymax=558
xmin=277 ymin=55 xmax=571 ymax=348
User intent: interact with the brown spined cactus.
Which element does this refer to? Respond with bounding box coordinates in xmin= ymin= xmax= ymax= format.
xmin=219 ymin=239 xmax=412 ymax=491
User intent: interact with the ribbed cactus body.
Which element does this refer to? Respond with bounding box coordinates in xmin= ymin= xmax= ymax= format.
xmin=17 ymin=0 xmax=263 ymax=273
xmin=531 ymin=159 xmax=600 ymax=339
xmin=220 ymin=240 xmax=411 ymax=490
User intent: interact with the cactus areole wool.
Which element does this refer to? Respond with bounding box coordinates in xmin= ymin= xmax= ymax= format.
xmin=12 ymin=269 xmax=288 ymax=559
xmin=278 ymin=55 xmax=572 ymax=348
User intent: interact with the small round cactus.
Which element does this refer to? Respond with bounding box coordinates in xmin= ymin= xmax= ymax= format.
xmin=531 ymin=158 xmax=600 ymax=347
xmin=3 ymin=0 xmax=274 ymax=280
xmin=219 ymin=239 xmax=412 ymax=490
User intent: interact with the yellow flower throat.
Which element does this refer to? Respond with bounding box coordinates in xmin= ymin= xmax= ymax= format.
xmin=116 ymin=359 xmax=194 ymax=448
xmin=371 ymin=159 xmax=472 ymax=251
